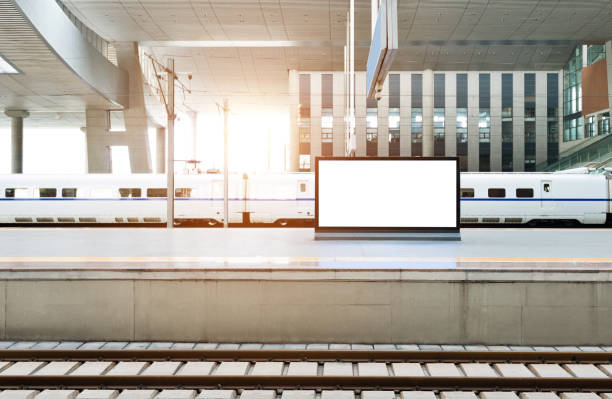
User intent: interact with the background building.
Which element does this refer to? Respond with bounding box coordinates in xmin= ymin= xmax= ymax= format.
xmin=289 ymin=44 xmax=612 ymax=173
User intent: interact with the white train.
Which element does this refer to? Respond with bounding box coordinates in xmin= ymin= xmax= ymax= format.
xmin=0 ymin=169 xmax=611 ymax=225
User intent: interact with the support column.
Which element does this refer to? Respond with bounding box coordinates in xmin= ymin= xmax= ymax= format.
xmin=189 ymin=111 xmax=198 ymax=160
xmin=156 ymin=127 xmax=166 ymax=174
xmin=4 ymin=110 xmax=29 ymax=173
xmin=422 ymin=69 xmax=434 ymax=157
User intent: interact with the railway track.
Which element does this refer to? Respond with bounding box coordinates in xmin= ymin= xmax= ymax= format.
xmin=0 ymin=350 xmax=611 ymax=391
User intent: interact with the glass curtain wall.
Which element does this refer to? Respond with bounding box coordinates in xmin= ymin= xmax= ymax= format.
xmin=479 ymin=74 xmax=491 ymax=172
xmin=411 ymin=74 xmax=423 ymax=156
xmin=501 ymin=74 xmax=513 ymax=171
xmin=388 ymin=74 xmax=400 ymax=156
xmin=298 ymin=74 xmax=311 ymax=170
xmin=456 ymin=74 xmax=468 ymax=171
xmin=563 ymin=46 xmax=583 ymax=142
xmin=524 ymin=73 xmax=536 ymax=171
xmin=321 ymin=74 xmax=333 ymax=156
xmin=547 ymin=73 xmax=560 ymax=164
xmin=433 ymin=74 xmax=445 ymax=156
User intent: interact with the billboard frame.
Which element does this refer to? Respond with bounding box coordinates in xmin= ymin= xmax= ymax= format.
xmin=314 ymin=157 xmax=461 ymax=240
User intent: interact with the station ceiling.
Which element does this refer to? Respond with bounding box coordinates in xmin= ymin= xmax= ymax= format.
xmin=3 ymin=0 xmax=612 ymax=123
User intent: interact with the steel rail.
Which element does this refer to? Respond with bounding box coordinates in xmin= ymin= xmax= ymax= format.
xmin=0 ymin=376 xmax=611 ymax=391
xmin=1 ymin=350 xmax=611 ymax=363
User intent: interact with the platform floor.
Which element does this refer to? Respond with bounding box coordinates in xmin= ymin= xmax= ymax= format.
xmin=0 ymin=227 xmax=609 ymax=270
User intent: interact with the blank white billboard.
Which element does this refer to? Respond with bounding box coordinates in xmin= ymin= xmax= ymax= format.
xmin=316 ymin=159 xmax=457 ymax=229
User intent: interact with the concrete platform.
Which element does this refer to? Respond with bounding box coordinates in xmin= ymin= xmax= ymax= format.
xmin=0 ymin=228 xmax=611 ymax=345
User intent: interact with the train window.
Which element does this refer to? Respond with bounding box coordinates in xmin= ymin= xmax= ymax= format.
xmin=488 ymin=188 xmax=506 ymax=198
xmin=39 ymin=188 xmax=57 ymax=198
xmin=62 ymin=188 xmax=77 ymax=198
xmin=299 ymin=183 xmax=307 ymax=193
xmin=460 ymin=188 xmax=474 ymax=198
xmin=6 ymin=188 xmax=29 ymax=198
xmin=516 ymin=188 xmax=534 ymax=198
xmin=543 ymin=183 xmax=551 ymax=192
xmin=90 ymin=188 xmax=114 ymax=198
xmin=175 ymin=188 xmax=192 ymax=198
xmin=119 ymin=188 xmax=141 ymax=198
xmin=147 ymin=188 xmax=167 ymax=198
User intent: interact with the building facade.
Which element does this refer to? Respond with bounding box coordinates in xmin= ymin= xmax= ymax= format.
xmin=289 ymin=45 xmax=612 ymax=172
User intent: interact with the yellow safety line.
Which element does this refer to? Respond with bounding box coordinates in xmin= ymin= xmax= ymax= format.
xmin=0 ymin=256 xmax=610 ymax=263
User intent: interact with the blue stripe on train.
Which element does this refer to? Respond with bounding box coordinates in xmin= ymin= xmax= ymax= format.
xmin=0 ymin=197 xmax=611 ymax=202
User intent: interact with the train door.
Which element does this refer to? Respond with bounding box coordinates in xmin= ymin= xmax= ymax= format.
xmin=540 ymin=180 xmax=554 ymax=211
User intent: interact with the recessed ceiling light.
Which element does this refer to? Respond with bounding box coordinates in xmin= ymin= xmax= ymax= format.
xmin=0 ymin=54 xmax=19 ymax=74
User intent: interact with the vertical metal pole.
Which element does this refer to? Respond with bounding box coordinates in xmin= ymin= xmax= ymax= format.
xmin=223 ymin=98 xmax=229 ymax=229
xmin=267 ymin=128 xmax=271 ymax=170
xmin=167 ymin=58 xmax=175 ymax=229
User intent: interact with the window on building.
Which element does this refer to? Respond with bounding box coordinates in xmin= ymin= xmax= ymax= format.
xmin=524 ymin=73 xmax=536 ymax=120
xmin=456 ymin=74 xmax=468 ymax=171
xmin=433 ymin=74 xmax=445 ymax=156
xmin=434 ymin=108 xmax=445 ymax=156
xmin=299 ymin=154 xmax=310 ymax=171
xmin=411 ymin=108 xmax=423 ymax=157
xmin=456 ymin=108 xmax=468 ymax=171
xmin=501 ymin=73 xmax=513 ymax=171
xmin=411 ymin=74 xmax=423 ymax=156
xmin=299 ymin=74 xmax=311 ymax=119
xmin=366 ymin=102 xmax=378 ymax=157
xmin=598 ymin=112 xmax=610 ymax=135
xmin=585 ymin=116 xmax=596 ymax=138
xmin=39 ymin=188 xmax=57 ymax=198
xmin=389 ymin=107 xmax=400 ymax=156
xmin=547 ymin=73 xmax=559 ymax=164
xmin=587 ymin=44 xmax=606 ymax=66
xmin=479 ymin=74 xmax=491 ymax=172
xmin=321 ymin=107 xmax=333 ymax=156
xmin=524 ymin=73 xmax=536 ymax=171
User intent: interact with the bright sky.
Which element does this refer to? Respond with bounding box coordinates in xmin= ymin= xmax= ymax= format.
xmin=0 ymin=112 xmax=289 ymax=175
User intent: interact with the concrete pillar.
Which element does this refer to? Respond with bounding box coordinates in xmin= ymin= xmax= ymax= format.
xmin=355 ymin=71 xmax=367 ymax=157
xmin=332 ymin=71 xmax=345 ymax=156
xmin=114 ymin=42 xmax=152 ymax=173
xmin=422 ymin=69 xmax=434 ymax=157
xmin=288 ymin=70 xmax=299 ymax=172
xmin=85 ymin=109 xmax=111 ymax=173
xmin=310 ymin=72 xmax=322 ymax=168
xmin=4 ymin=110 xmax=29 ymax=173
xmin=156 ymin=127 xmax=166 ymax=174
